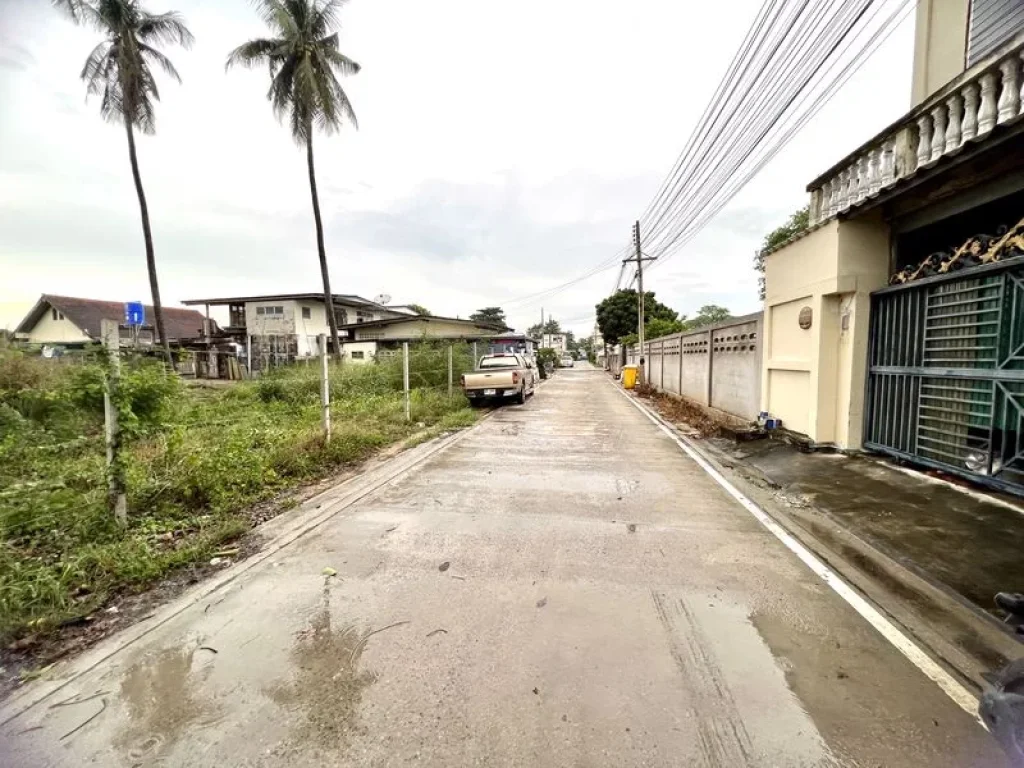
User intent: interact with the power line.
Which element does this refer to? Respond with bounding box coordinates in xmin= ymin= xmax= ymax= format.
xmin=647 ymin=0 xmax=913 ymax=268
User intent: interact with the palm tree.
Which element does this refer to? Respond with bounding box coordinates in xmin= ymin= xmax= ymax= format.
xmin=227 ymin=0 xmax=360 ymax=359
xmin=52 ymin=0 xmax=193 ymax=366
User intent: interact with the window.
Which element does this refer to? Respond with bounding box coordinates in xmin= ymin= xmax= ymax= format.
xmin=257 ymin=305 xmax=283 ymax=316
xmin=351 ymin=351 xmax=365 ymax=360
xmin=256 ymin=307 xmax=265 ymax=316
xmin=302 ymin=307 xmax=311 ymax=320
xmin=51 ymin=308 xmax=64 ymax=321
xmin=480 ymin=356 xmax=519 ymax=369
xmin=274 ymin=306 xmax=283 ymax=315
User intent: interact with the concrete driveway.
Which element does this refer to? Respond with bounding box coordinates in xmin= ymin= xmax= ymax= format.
xmin=0 ymin=367 xmax=1007 ymax=767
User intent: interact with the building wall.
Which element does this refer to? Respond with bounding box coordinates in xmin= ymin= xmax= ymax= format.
xmin=354 ymin=319 xmax=493 ymax=341
xmin=911 ymin=0 xmax=970 ymax=105
xmin=341 ymin=341 xmax=378 ymax=362
xmin=24 ymin=308 xmax=91 ymax=343
xmin=761 ymin=214 xmax=890 ymax=447
xmin=245 ymin=299 xmax=298 ymax=339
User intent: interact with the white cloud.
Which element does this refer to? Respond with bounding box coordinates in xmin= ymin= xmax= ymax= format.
xmin=0 ymin=0 xmax=913 ymax=337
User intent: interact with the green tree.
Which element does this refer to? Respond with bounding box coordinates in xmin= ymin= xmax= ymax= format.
xmin=228 ymin=0 xmax=361 ymax=359
xmin=407 ymin=304 xmax=430 ymax=315
xmin=595 ymin=290 xmax=678 ymax=346
xmin=683 ymin=304 xmax=732 ymax=330
xmin=53 ymin=0 xmax=194 ymax=366
xmin=469 ymin=307 xmax=509 ymax=329
xmin=645 ymin=316 xmax=685 ymax=339
xmin=527 ymin=318 xmax=562 ymax=338
xmin=755 ymin=206 xmax=808 ymax=300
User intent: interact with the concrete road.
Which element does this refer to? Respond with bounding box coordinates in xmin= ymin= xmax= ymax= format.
xmin=0 ymin=368 xmax=1007 ymax=767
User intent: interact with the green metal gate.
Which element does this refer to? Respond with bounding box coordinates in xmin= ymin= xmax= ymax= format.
xmin=865 ymin=257 xmax=1024 ymax=493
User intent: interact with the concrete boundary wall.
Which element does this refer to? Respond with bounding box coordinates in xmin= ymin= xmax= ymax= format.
xmin=609 ymin=313 xmax=763 ymax=421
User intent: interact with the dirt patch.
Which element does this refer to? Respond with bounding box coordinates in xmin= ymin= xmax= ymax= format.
xmin=634 ymin=387 xmax=728 ymax=438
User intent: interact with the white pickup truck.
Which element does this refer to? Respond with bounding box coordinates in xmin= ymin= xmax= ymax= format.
xmin=461 ymin=353 xmax=536 ymax=405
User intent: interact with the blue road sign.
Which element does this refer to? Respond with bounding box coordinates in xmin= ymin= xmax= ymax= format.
xmin=125 ymin=302 xmax=145 ymax=326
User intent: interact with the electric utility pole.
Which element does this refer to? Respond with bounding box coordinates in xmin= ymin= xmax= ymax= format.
xmin=624 ymin=220 xmax=656 ymax=382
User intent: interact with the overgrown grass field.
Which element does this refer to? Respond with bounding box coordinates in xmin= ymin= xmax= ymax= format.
xmin=0 ymin=344 xmax=478 ymax=643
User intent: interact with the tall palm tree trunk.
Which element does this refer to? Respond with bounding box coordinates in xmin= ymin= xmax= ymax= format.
xmin=124 ymin=120 xmax=173 ymax=367
xmin=306 ymin=132 xmax=342 ymax=359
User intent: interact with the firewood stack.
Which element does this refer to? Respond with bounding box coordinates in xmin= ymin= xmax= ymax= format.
xmin=889 ymin=215 xmax=1024 ymax=285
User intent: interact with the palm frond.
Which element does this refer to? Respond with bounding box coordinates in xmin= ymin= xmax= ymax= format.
xmin=317 ymin=35 xmax=360 ymax=76
xmin=311 ymin=0 xmax=349 ymax=39
xmin=226 ymin=38 xmax=282 ymax=70
xmin=137 ymin=11 xmax=194 ymax=48
xmin=50 ymin=0 xmax=106 ymax=32
xmin=79 ymin=40 xmax=113 ymax=86
xmin=267 ymin=55 xmax=298 ymax=124
xmin=139 ymin=42 xmax=181 ymax=83
xmin=248 ymin=0 xmax=293 ymax=36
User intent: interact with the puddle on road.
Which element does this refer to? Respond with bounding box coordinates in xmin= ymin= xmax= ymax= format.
xmin=264 ymin=581 xmax=378 ymax=751
xmin=114 ymin=644 xmax=223 ymax=761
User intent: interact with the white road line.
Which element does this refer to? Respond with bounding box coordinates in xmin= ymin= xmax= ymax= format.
xmin=611 ymin=382 xmax=984 ymax=726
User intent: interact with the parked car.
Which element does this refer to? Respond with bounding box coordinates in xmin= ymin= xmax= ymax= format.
xmin=462 ymin=353 xmax=536 ymax=405
xmin=560 ymin=354 xmax=575 ymax=368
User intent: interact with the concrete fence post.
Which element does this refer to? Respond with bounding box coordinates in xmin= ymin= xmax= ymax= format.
xmin=101 ymin=319 xmax=127 ymax=526
xmin=318 ymin=334 xmax=331 ymax=443
xmin=447 ymin=344 xmax=454 ymax=398
xmin=659 ymin=340 xmax=665 ymax=390
xmin=403 ymin=341 xmax=411 ymax=422
xmin=706 ymin=329 xmax=714 ymax=407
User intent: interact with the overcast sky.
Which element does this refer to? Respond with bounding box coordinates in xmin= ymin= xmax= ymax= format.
xmin=0 ymin=0 xmax=914 ymax=336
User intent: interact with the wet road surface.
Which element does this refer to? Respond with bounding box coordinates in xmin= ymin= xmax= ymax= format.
xmin=0 ymin=366 xmax=1008 ymax=766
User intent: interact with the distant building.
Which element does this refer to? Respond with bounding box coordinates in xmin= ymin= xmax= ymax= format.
xmin=182 ymin=292 xmax=399 ymax=359
xmin=541 ymin=333 xmax=567 ymax=352
xmin=338 ymin=315 xmax=506 ymax=362
xmin=488 ymin=333 xmax=539 ymax=357
xmin=14 ymin=294 xmax=206 ymax=346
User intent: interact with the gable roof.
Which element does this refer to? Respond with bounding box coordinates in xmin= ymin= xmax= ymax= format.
xmin=16 ymin=295 xmax=208 ymax=341
xmin=181 ymin=293 xmax=387 ymax=310
xmin=336 ymin=315 xmax=506 ymax=332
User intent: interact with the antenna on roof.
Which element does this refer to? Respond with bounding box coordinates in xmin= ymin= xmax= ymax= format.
xmin=374 ymin=293 xmax=392 ymax=306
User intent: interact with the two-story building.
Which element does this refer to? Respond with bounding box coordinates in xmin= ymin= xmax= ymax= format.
xmin=541 ymin=333 xmax=568 ymax=353
xmin=182 ymin=293 xmax=396 ymax=366
xmin=762 ymin=0 xmax=1024 ymax=493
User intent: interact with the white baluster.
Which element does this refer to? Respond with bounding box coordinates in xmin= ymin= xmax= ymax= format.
xmin=962 ymin=82 xmax=979 ymax=141
xmin=837 ymin=167 xmax=851 ymax=211
xmin=809 ymin=188 xmax=822 ymax=225
xmin=868 ymin=146 xmax=881 ymax=195
xmin=944 ymin=93 xmax=962 ymax=152
xmin=979 ymin=71 xmax=998 ymax=134
xmin=999 ymin=57 xmax=1021 ymax=123
xmin=916 ymin=113 xmax=933 ymax=167
xmin=857 ymin=154 xmax=871 ymax=203
xmin=929 ymin=105 xmax=946 ymax=162
xmin=881 ymin=139 xmax=896 ymax=186
xmin=1020 ymin=51 xmax=1024 ymax=117
xmin=820 ymin=180 xmax=832 ymax=218
xmin=849 ymin=162 xmax=861 ymax=203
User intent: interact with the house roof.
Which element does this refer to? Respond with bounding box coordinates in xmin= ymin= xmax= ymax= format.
xmin=337 ymin=315 xmax=506 ymax=332
xmin=15 ymin=295 xmax=208 ymax=341
xmin=182 ymin=293 xmax=386 ymax=310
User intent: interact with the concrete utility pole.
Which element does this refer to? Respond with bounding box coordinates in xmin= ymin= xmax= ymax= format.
xmin=318 ymin=334 xmax=331 ymax=443
xmin=101 ymin=319 xmax=127 ymax=526
xmin=623 ymin=220 xmax=656 ymax=383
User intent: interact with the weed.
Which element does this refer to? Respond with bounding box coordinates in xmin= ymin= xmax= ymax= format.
xmin=0 ymin=346 xmax=478 ymax=643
